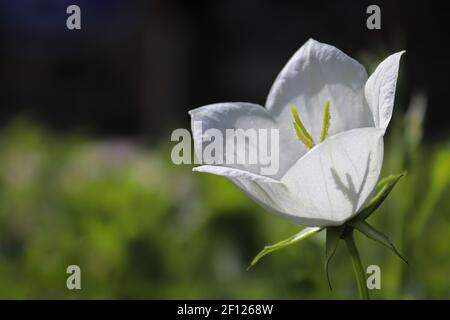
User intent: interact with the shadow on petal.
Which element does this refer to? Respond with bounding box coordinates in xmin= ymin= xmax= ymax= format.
xmin=330 ymin=153 xmax=371 ymax=214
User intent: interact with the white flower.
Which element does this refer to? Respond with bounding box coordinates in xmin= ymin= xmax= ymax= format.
xmin=189 ymin=39 xmax=403 ymax=227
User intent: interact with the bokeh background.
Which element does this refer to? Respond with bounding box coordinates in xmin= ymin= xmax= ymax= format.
xmin=0 ymin=0 xmax=449 ymax=299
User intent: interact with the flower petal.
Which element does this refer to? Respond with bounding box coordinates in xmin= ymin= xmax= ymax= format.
xmin=266 ymin=39 xmax=374 ymax=144
xmin=281 ymin=127 xmax=384 ymax=226
xmin=189 ymin=102 xmax=298 ymax=178
xmin=193 ymin=165 xmax=281 ymax=184
xmin=192 ymin=164 xmax=333 ymax=226
xmin=365 ymin=51 xmax=405 ymax=130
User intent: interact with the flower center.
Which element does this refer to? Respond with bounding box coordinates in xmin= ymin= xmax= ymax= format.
xmin=290 ymin=100 xmax=330 ymax=150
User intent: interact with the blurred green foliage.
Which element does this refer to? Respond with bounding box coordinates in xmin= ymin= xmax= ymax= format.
xmin=0 ymin=95 xmax=449 ymax=299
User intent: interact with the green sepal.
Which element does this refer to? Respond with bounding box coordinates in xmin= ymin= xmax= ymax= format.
xmin=248 ymin=227 xmax=322 ymax=270
xmin=352 ymin=172 xmax=406 ymax=222
xmin=325 ymin=226 xmax=345 ymax=289
xmin=348 ymin=220 xmax=408 ymax=264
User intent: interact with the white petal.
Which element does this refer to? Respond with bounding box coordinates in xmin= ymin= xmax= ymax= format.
xmin=266 ymin=39 xmax=374 ymax=144
xmin=365 ymin=51 xmax=405 ymax=130
xmin=281 ymin=127 xmax=384 ymax=226
xmin=192 ymin=165 xmax=333 ymax=226
xmin=193 ymin=165 xmax=281 ymax=184
xmin=189 ymin=103 xmax=295 ymax=179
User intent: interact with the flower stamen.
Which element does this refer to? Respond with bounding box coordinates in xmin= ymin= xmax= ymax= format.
xmin=320 ymin=100 xmax=331 ymax=142
xmin=290 ymin=101 xmax=332 ymax=149
xmin=290 ymin=104 xmax=314 ymax=149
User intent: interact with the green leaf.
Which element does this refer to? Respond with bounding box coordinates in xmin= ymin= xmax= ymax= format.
xmin=290 ymin=104 xmax=315 ymax=149
xmin=320 ymin=100 xmax=331 ymax=142
xmin=353 ymin=172 xmax=406 ymax=222
xmin=325 ymin=226 xmax=345 ymax=289
xmin=349 ymin=220 xmax=408 ymax=264
xmin=248 ymin=227 xmax=322 ymax=269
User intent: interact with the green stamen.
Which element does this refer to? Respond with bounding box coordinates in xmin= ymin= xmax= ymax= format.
xmin=290 ymin=104 xmax=315 ymax=149
xmin=320 ymin=100 xmax=331 ymax=142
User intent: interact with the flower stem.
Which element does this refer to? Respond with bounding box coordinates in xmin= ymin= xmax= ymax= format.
xmin=344 ymin=229 xmax=370 ymax=300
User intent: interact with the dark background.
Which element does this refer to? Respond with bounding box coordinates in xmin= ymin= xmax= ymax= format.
xmin=0 ymin=0 xmax=448 ymax=139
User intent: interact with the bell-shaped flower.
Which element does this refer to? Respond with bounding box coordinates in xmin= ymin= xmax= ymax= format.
xmin=189 ymin=39 xmax=404 ymax=227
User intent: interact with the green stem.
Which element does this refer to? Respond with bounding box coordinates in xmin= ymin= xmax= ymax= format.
xmin=344 ymin=229 xmax=370 ymax=300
